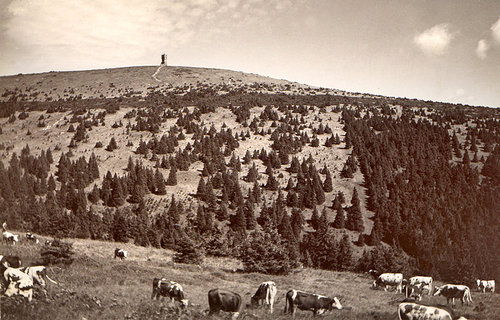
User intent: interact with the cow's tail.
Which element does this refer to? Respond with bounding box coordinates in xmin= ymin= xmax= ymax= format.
xmin=46 ymin=274 xmax=58 ymax=285
xmin=283 ymin=293 xmax=288 ymax=313
xmin=465 ymin=287 xmax=472 ymax=303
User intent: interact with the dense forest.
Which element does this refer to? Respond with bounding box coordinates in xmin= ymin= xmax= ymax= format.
xmin=1 ymin=85 xmax=499 ymax=286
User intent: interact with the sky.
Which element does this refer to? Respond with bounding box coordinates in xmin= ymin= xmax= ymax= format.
xmin=1 ymin=0 xmax=500 ymax=107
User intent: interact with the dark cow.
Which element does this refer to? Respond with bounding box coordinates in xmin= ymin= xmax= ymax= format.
xmin=1 ymin=255 xmax=22 ymax=271
xmin=284 ymin=289 xmax=342 ymax=317
xmin=151 ymin=278 xmax=188 ymax=307
xmin=433 ymin=285 xmax=473 ymax=306
xmin=208 ymin=288 xmax=242 ymax=318
xmin=114 ymin=248 xmax=127 ymax=260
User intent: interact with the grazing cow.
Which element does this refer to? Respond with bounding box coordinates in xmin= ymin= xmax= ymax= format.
xmin=372 ymin=273 xmax=404 ymax=293
xmin=21 ymin=266 xmax=58 ymax=289
xmin=114 ymin=248 xmax=128 ymax=260
xmin=151 ymin=278 xmax=188 ymax=307
xmin=476 ymin=280 xmax=495 ymax=293
xmin=284 ymin=289 xmax=342 ymax=317
xmin=208 ymin=288 xmax=242 ymax=318
xmin=405 ymin=276 xmax=433 ymax=300
xmin=3 ymin=231 xmax=19 ymax=245
xmin=433 ymin=285 xmax=473 ymax=306
xmin=26 ymin=232 xmax=40 ymax=244
xmin=250 ymin=281 xmax=277 ymax=313
xmin=3 ymin=267 xmax=34 ymax=301
xmin=398 ymin=302 xmax=468 ymax=320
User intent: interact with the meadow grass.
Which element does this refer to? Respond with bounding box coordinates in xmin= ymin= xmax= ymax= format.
xmin=2 ymin=237 xmax=498 ymax=319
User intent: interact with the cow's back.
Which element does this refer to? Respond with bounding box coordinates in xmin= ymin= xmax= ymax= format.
xmin=398 ymin=303 xmax=452 ymax=320
xmin=208 ymin=288 xmax=241 ymax=313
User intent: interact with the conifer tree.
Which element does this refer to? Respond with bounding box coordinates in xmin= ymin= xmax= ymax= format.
xmin=323 ymin=168 xmax=333 ymax=192
xmin=310 ymin=206 xmax=319 ymax=230
xmin=232 ymin=205 xmax=247 ymax=233
xmin=166 ymin=165 xmax=177 ymax=186
xmin=332 ymin=206 xmax=345 ymax=229
xmin=346 ymin=188 xmax=364 ymax=232
xmin=196 ymin=178 xmax=206 ymax=200
xmin=167 ymin=195 xmax=180 ymax=224
xmin=338 ymin=234 xmax=353 ymax=270
xmin=265 ymin=171 xmax=279 ymax=191
xmin=154 ymin=169 xmax=166 ymax=195
xmin=106 ymin=137 xmax=118 ymax=151
xmin=245 ymin=162 xmax=258 ymax=182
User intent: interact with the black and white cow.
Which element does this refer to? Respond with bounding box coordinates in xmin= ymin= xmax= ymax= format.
xmin=284 ymin=289 xmax=342 ymax=317
xmin=208 ymin=288 xmax=242 ymax=319
xmin=3 ymin=267 xmax=34 ymax=302
xmin=398 ymin=302 xmax=468 ymax=320
xmin=476 ymin=280 xmax=495 ymax=293
xmin=20 ymin=266 xmax=58 ymax=289
xmin=250 ymin=281 xmax=277 ymax=313
xmin=151 ymin=278 xmax=188 ymax=307
xmin=25 ymin=232 xmax=39 ymax=244
xmin=433 ymin=285 xmax=473 ymax=306
xmin=372 ymin=273 xmax=404 ymax=293
xmin=405 ymin=276 xmax=433 ymax=301
xmin=114 ymin=248 xmax=128 ymax=260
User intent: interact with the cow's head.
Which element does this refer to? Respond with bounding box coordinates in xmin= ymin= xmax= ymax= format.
xmin=330 ymin=297 xmax=342 ymax=310
xmin=180 ymin=299 xmax=189 ymax=308
xmin=4 ymin=281 xmax=20 ymax=297
xmin=433 ymin=287 xmax=442 ymax=296
xmin=250 ymin=295 xmax=259 ymax=307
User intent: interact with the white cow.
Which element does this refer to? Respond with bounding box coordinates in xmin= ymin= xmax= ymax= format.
xmin=433 ymin=284 xmax=473 ymax=306
xmin=250 ymin=281 xmax=278 ymax=313
xmin=405 ymin=276 xmax=433 ymax=300
xmin=372 ymin=273 xmax=403 ymax=293
xmin=476 ymin=280 xmax=495 ymax=293
xmin=21 ymin=266 xmax=58 ymax=289
xmin=398 ymin=302 xmax=468 ymax=320
xmin=2 ymin=231 xmax=19 ymax=245
xmin=3 ymin=267 xmax=34 ymax=301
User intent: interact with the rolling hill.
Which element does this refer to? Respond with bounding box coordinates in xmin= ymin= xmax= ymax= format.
xmin=0 ymin=65 xmax=499 ymax=319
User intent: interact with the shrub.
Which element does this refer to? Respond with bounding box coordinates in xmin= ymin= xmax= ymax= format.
xmin=40 ymin=239 xmax=75 ymax=265
xmin=173 ymin=238 xmax=204 ymax=265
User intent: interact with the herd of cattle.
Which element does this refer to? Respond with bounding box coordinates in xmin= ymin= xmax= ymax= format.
xmin=1 ymin=225 xmax=497 ymax=319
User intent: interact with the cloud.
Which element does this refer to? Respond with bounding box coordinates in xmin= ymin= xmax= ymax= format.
xmin=414 ymin=23 xmax=455 ymax=56
xmin=491 ymin=16 xmax=500 ymax=43
xmin=476 ymin=39 xmax=490 ymax=59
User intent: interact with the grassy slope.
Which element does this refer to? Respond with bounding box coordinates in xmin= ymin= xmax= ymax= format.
xmin=0 ymin=66 xmax=312 ymax=102
xmin=2 ymin=237 xmax=497 ymax=320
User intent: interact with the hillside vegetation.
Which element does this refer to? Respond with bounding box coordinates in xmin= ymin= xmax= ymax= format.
xmin=0 ymin=65 xmax=499 ymax=319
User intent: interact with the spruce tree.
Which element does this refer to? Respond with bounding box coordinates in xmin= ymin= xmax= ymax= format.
xmin=154 ymin=169 xmax=166 ymax=195
xmin=346 ymin=188 xmax=364 ymax=232
xmin=166 ymin=165 xmax=177 ymax=186
xmin=323 ymin=168 xmax=333 ymax=192
xmin=332 ymin=206 xmax=345 ymax=229
xmin=338 ymin=234 xmax=353 ymax=270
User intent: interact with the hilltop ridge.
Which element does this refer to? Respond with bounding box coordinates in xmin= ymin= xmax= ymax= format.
xmin=0 ymin=65 xmax=379 ymax=102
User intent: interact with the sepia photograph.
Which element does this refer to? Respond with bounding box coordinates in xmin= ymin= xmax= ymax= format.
xmin=0 ymin=1 xmax=499 ymax=319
